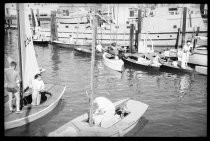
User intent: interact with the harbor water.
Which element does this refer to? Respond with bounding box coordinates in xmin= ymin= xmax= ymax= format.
xmin=4 ymin=29 xmax=207 ymax=137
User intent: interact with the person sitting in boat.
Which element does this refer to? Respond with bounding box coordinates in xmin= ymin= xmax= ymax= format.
xmin=96 ymin=43 xmax=103 ymax=53
xmin=151 ymin=52 xmax=162 ymax=67
xmin=69 ymin=35 xmax=74 ymax=44
xmin=109 ymin=42 xmax=120 ymax=60
xmin=92 ymin=96 xmax=115 ymax=128
xmin=31 ymin=73 xmax=45 ymax=106
xmin=5 ymin=60 xmax=23 ymax=114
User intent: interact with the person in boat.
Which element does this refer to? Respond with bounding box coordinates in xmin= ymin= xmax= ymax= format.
xmin=31 ymin=73 xmax=45 ymax=106
xmin=109 ymin=42 xmax=121 ymax=60
xmin=96 ymin=43 xmax=103 ymax=53
xmin=5 ymin=61 xmax=23 ymax=113
xmin=69 ymin=35 xmax=74 ymax=44
xmin=151 ymin=52 xmax=162 ymax=67
xmin=92 ymin=97 xmax=115 ymax=128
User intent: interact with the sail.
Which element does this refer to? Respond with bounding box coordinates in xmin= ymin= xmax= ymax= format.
xmin=18 ymin=3 xmax=40 ymax=90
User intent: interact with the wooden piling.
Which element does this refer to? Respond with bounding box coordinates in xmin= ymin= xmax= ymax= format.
xmin=129 ymin=24 xmax=134 ymax=53
xmin=193 ymin=26 xmax=200 ymax=50
xmin=50 ymin=11 xmax=58 ymax=42
xmin=181 ymin=7 xmax=187 ymax=48
xmin=175 ymin=28 xmax=181 ymax=49
xmin=135 ymin=9 xmax=142 ymax=52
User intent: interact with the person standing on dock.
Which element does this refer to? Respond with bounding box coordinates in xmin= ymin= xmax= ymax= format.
xmin=5 ymin=61 xmax=22 ymax=113
xmin=31 ymin=73 xmax=45 ymax=106
xmin=182 ymin=40 xmax=193 ymax=68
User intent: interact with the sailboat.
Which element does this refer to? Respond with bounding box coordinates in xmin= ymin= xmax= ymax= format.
xmin=4 ymin=4 xmax=66 ymax=130
xmin=48 ymin=5 xmax=148 ymax=137
xmin=31 ymin=8 xmax=49 ymax=45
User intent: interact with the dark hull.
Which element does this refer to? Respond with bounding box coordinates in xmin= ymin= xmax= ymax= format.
xmin=33 ymin=40 xmax=49 ymax=46
xmin=74 ymin=48 xmax=103 ymax=57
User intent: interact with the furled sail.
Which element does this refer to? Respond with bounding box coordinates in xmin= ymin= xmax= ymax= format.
xmin=18 ymin=3 xmax=40 ymax=90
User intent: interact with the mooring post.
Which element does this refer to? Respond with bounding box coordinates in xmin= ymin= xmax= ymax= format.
xmin=50 ymin=11 xmax=58 ymax=43
xmin=129 ymin=24 xmax=134 ymax=53
xmin=193 ymin=26 xmax=200 ymax=50
xmin=181 ymin=7 xmax=187 ymax=48
xmin=175 ymin=28 xmax=181 ymax=49
xmin=135 ymin=9 xmax=142 ymax=52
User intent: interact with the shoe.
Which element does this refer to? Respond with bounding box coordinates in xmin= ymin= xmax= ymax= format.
xmin=15 ymin=110 xmax=23 ymax=114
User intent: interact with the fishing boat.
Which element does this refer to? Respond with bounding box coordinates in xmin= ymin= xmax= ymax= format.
xmin=48 ymin=5 xmax=148 ymax=136
xmin=4 ymin=4 xmax=66 ymax=130
xmin=48 ymin=98 xmax=149 ymax=136
xmin=52 ymin=40 xmax=75 ymax=49
xmin=103 ymin=52 xmax=124 ymax=72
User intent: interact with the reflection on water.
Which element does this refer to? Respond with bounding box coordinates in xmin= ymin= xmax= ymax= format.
xmin=4 ymin=29 xmax=207 ymax=137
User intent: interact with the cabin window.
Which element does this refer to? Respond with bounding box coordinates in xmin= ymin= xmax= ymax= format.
xmin=130 ymin=11 xmax=134 ymax=17
xmin=170 ymin=35 xmax=172 ymax=37
xmin=157 ymin=36 xmax=159 ymax=38
xmin=173 ymin=25 xmax=177 ymax=28
xmin=65 ymin=26 xmax=69 ymax=28
xmin=126 ymin=21 xmax=129 ymax=24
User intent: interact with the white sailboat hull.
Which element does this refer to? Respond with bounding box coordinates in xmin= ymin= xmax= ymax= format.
xmin=103 ymin=52 xmax=124 ymax=72
xmin=48 ymin=98 xmax=149 ymax=136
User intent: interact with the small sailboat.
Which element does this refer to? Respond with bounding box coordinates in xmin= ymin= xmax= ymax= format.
xmin=103 ymin=52 xmax=124 ymax=72
xmin=122 ymin=53 xmax=161 ymax=70
xmin=31 ymin=8 xmax=49 ymax=45
xmin=48 ymin=5 xmax=148 ymax=137
xmin=4 ymin=4 xmax=66 ymax=130
xmin=52 ymin=40 xmax=75 ymax=49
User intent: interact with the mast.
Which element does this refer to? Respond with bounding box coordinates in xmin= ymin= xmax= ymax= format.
xmin=89 ymin=4 xmax=97 ymax=126
xmin=17 ymin=4 xmax=24 ymax=108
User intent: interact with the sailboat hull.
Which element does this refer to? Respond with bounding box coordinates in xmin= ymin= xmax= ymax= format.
xmin=52 ymin=41 xmax=75 ymax=49
xmin=48 ymin=98 xmax=149 ymax=136
xmin=4 ymin=84 xmax=66 ymax=130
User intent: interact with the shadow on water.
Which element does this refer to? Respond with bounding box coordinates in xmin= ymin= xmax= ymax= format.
xmin=51 ymin=45 xmax=61 ymax=72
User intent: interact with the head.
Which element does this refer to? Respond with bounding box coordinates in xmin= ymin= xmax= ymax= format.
xmin=10 ymin=61 xmax=17 ymax=69
xmin=34 ymin=73 xmax=42 ymax=81
xmin=186 ymin=40 xmax=191 ymax=46
xmin=111 ymin=42 xmax=116 ymax=47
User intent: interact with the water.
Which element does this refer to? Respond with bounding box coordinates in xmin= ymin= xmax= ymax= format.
xmin=4 ymin=29 xmax=207 ymax=137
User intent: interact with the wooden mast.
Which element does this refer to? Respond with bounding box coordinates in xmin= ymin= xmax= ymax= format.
xmin=89 ymin=4 xmax=97 ymax=126
xmin=16 ymin=4 xmax=24 ymax=108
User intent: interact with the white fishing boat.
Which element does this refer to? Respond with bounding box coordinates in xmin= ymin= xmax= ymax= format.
xmin=48 ymin=98 xmax=149 ymax=136
xmin=48 ymin=5 xmax=148 ymax=136
xmin=4 ymin=4 xmax=66 ymax=130
xmin=103 ymin=52 xmax=124 ymax=72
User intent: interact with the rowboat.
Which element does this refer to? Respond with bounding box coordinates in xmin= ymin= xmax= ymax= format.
xmin=122 ymin=53 xmax=161 ymax=70
xmin=4 ymin=84 xmax=66 ymax=130
xmin=103 ymin=52 xmax=124 ymax=72
xmin=48 ymin=98 xmax=149 ymax=136
xmin=52 ymin=40 xmax=75 ymax=49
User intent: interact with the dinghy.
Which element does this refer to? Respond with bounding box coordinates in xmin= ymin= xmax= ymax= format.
xmin=74 ymin=46 xmax=104 ymax=57
xmin=48 ymin=98 xmax=148 ymax=136
xmin=103 ymin=52 xmax=124 ymax=72
xmin=52 ymin=40 xmax=75 ymax=49
xmin=4 ymin=4 xmax=66 ymax=130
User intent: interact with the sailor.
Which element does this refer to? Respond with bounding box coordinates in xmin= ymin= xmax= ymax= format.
xmin=96 ymin=43 xmax=103 ymax=52
xmin=5 ymin=60 xmax=23 ymax=113
xmin=182 ymin=40 xmax=193 ymax=67
xmin=92 ymin=97 xmax=115 ymax=128
xmin=31 ymin=73 xmax=45 ymax=106
xmin=152 ymin=52 xmax=162 ymax=67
